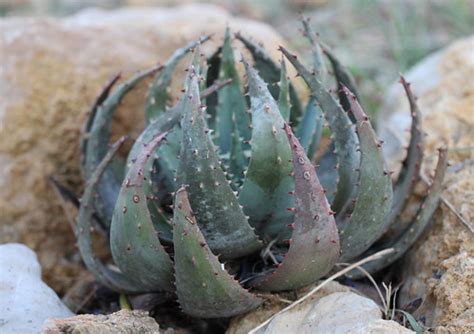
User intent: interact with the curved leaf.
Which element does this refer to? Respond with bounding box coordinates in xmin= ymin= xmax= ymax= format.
xmin=235 ymin=32 xmax=303 ymax=124
xmin=177 ymin=54 xmax=261 ymax=259
xmin=349 ymin=148 xmax=447 ymax=277
xmin=238 ymin=58 xmax=295 ymax=240
xmin=322 ymin=45 xmax=362 ymax=116
xmin=110 ymin=133 xmax=174 ymax=292
xmin=280 ymin=46 xmax=359 ymax=213
xmin=384 ymin=76 xmax=424 ymax=231
xmin=302 ymin=18 xmax=327 ymax=83
xmin=296 ymin=97 xmax=324 ymax=158
xmin=204 ymin=46 xmax=222 ymax=131
xmin=338 ymin=86 xmax=393 ymax=261
xmin=80 ymin=72 xmax=121 ymax=175
xmin=77 ymin=137 xmax=144 ymax=293
xmin=173 ymin=187 xmax=262 ymax=318
xmin=278 ymin=57 xmax=291 ymax=121
xmin=215 ymin=28 xmax=250 ymax=155
xmin=84 ymin=66 xmax=162 ymax=224
xmin=251 ymin=124 xmax=340 ymax=291
xmin=316 ymin=142 xmax=338 ymax=204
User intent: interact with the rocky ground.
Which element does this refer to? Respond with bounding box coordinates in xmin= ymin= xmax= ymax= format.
xmin=0 ymin=2 xmax=472 ymax=334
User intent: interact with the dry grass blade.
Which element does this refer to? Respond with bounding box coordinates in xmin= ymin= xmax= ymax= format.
xmin=340 ymin=263 xmax=388 ymax=315
xmin=248 ymin=248 xmax=395 ymax=333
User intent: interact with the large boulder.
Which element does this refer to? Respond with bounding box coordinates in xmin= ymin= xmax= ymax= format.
xmin=378 ymin=36 xmax=473 ymax=333
xmin=0 ymin=4 xmax=290 ymax=294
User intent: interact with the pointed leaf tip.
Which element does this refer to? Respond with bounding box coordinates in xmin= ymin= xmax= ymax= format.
xmin=341 ymin=84 xmax=367 ymax=121
xmin=338 ymin=86 xmax=393 ymax=261
xmin=173 ymin=187 xmax=262 ymax=318
xmin=177 ymin=60 xmax=261 ymax=259
xmin=281 ymin=46 xmax=360 ymax=213
xmin=110 ymin=131 xmax=174 ymax=292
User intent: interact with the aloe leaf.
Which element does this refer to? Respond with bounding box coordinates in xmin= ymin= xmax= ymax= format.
xmin=295 ymin=21 xmax=327 ymax=159
xmin=349 ymin=148 xmax=447 ymax=277
xmin=322 ymin=45 xmax=362 ymax=115
xmin=238 ymin=58 xmax=295 ymax=240
xmin=296 ymin=97 xmax=324 ymax=158
xmin=251 ymin=123 xmax=340 ymax=291
xmin=173 ymin=187 xmax=262 ymax=318
xmin=127 ymin=111 xmax=182 ymax=241
xmin=177 ymin=54 xmax=261 ymax=259
xmin=77 ymin=137 xmax=145 ymax=293
xmin=278 ymin=57 xmax=291 ymax=121
xmin=385 ymin=77 xmax=424 ymax=230
xmin=145 ymin=35 xmax=210 ymax=124
xmin=228 ymin=118 xmax=248 ymax=188
xmin=302 ymin=19 xmax=327 ymax=83
xmin=128 ymin=80 xmax=233 ymax=199
xmin=204 ymin=47 xmax=222 ymax=131
xmin=80 ymin=72 xmax=121 ymax=174
xmin=316 ymin=142 xmax=338 ymax=204
xmin=214 ymin=28 xmax=250 ymax=156
xmin=338 ymin=86 xmax=393 ymax=261
xmin=154 ymin=79 xmax=237 ymax=190
xmin=280 ymin=46 xmax=359 ymax=213
xmin=398 ymin=310 xmax=425 ymax=334
xmin=110 ymin=132 xmax=174 ymax=292
xmin=84 ymin=66 xmax=162 ymax=224
xmin=235 ymin=32 xmax=303 ymax=123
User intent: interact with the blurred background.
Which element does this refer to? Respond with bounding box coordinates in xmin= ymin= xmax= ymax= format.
xmin=1 ymin=0 xmax=473 ymax=116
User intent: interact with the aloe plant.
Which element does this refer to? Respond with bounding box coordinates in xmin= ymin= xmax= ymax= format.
xmin=77 ymin=23 xmax=447 ymax=318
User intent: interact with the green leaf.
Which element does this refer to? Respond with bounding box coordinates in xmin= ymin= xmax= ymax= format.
xmin=238 ymin=58 xmax=295 ymax=240
xmin=235 ymin=32 xmax=303 ymax=124
xmin=384 ymin=77 xmax=424 ymax=231
xmin=110 ymin=132 xmax=174 ymax=292
xmin=145 ymin=36 xmax=210 ymax=124
xmin=76 ymin=137 xmax=145 ymax=293
xmin=338 ymin=86 xmax=393 ymax=261
xmin=80 ymin=72 xmax=121 ymax=176
xmin=251 ymin=124 xmax=340 ymax=291
xmin=302 ymin=19 xmax=327 ymax=83
xmin=84 ymin=66 xmax=161 ymax=224
xmin=322 ymin=45 xmax=363 ymax=116
xmin=278 ymin=57 xmax=291 ymax=122
xmin=214 ymin=28 xmax=250 ymax=155
xmin=398 ymin=310 xmax=425 ymax=334
xmin=316 ymin=143 xmax=338 ymax=204
xmin=126 ymin=101 xmax=183 ymax=235
xmin=296 ymin=97 xmax=324 ymax=159
xmin=280 ymin=46 xmax=359 ymax=213
xmin=173 ymin=187 xmax=262 ymax=318
xmin=177 ymin=54 xmax=261 ymax=259
xmin=203 ymin=47 xmax=222 ymax=131
xmin=349 ymin=148 xmax=447 ymax=277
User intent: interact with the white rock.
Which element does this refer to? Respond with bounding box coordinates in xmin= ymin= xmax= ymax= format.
xmin=259 ymin=292 xmax=414 ymax=334
xmin=0 ymin=243 xmax=73 ymax=334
